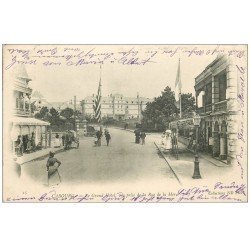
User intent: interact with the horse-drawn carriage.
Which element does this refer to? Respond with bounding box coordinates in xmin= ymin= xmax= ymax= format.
xmin=64 ymin=130 xmax=79 ymax=149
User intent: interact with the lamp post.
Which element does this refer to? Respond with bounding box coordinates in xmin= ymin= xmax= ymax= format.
xmin=192 ymin=113 xmax=202 ymax=179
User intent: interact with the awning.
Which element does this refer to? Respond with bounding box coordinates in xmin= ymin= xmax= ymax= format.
xmin=12 ymin=116 xmax=50 ymax=126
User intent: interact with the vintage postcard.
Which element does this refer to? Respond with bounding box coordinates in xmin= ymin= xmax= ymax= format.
xmin=2 ymin=44 xmax=248 ymax=202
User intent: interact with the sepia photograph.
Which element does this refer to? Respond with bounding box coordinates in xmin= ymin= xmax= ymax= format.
xmin=2 ymin=44 xmax=248 ymax=202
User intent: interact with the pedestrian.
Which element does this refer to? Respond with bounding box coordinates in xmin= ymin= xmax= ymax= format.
xmin=96 ymin=130 xmax=102 ymax=146
xmin=64 ymin=130 xmax=71 ymax=150
xmin=16 ymin=135 xmax=23 ymax=156
xmin=31 ymin=132 xmax=36 ymax=151
xmin=105 ymin=130 xmax=111 ymax=146
xmin=54 ymin=133 xmax=61 ymax=148
xmin=165 ymin=130 xmax=172 ymax=151
xmin=134 ymin=129 xmax=141 ymax=144
xmin=46 ymin=151 xmax=61 ymax=186
xmin=62 ymin=133 xmax=65 ymax=146
xmin=26 ymin=137 xmax=32 ymax=153
xmin=140 ymin=131 xmax=146 ymax=145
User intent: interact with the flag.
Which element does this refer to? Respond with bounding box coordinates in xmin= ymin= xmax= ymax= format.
xmin=93 ymin=66 xmax=102 ymax=122
xmin=175 ymin=58 xmax=182 ymax=102
xmin=175 ymin=59 xmax=182 ymax=117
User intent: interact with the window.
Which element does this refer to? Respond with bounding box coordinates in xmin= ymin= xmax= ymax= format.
xmin=219 ymin=73 xmax=227 ymax=101
xmin=205 ymin=83 xmax=212 ymax=105
xmin=16 ymin=98 xmax=19 ymax=108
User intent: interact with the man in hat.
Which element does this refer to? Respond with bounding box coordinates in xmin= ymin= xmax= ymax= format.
xmin=140 ymin=131 xmax=146 ymax=145
xmin=104 ymin=129 xmax=111 ymax=146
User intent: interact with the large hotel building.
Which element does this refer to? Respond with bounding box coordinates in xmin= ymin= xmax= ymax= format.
xmin=81 ymin=93 xmax=153 ymax=121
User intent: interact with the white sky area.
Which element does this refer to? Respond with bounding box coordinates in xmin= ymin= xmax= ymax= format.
xmin=4 ymin=45 xmax=233 ymax=102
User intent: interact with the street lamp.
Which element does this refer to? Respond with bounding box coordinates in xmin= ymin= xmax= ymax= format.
xmin=192 ymin=113 xmax=202 ymax=179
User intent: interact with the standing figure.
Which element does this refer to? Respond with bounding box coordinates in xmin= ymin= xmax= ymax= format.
xmin=64 ymin=130 xmax=71 ymax=150
xmin=62 ymin=133 xmax=65 ymax=146
xmin=31 ymin=132 xmax=36 ymax=151
xmin=16 ymin=135 xmax=23 ymax=156
xmin=96 ymin=130 xmax=102 ymax=146
xmin=46 ymin=151 xmax=61 ymax=186
xmin=26 ymin=137 xmax=32 ymax=153
xmin=54 ymin=133 xmax=61 ymax=148
xmin=165 ymin=130 xmax=172 ymax=151
xmin=105 ymin=130 xmax=111 ymax=146
xmin=140 ymin=131 xmax=146 ymax=145
xmin=134 ymin=129 xmax=141 ymax=144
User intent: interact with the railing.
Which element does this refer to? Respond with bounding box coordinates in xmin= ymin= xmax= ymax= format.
xmin=197 ymin=107 xmax=205 ymax=114
xmin=214 ymin=100 xmax=227 ymax=112
xmin=205 ymin=103 xmax=212 ymax=112
xmin=14 ymin=108 xmax=30 ymax=116
xmin=197 ymin=101 xmax=227 ymax=115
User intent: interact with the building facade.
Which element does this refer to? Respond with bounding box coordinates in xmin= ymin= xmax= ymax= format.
xmin=81 ymin=93 xmax=153 ymax=121
xmin=194 ymin=55 xmax=240 ymax=163
xmin=11 ymin=65 xmax=50 ymax=155
xmin=171 ymin=55 xmax=240 ymax=165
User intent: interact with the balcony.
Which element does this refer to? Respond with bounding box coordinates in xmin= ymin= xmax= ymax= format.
xmin=197 ymin=103 xmax=212 ymax=115
xmin=14 ymin=108 xmax=30 ymax=116
xmin=214 ymin=100 xmax=227 ymax=113
xmin=197 ymin=100 xmax=228 ymax=115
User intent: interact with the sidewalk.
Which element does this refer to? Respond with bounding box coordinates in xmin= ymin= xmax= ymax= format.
xmin=16 ymin=146 xmax=64 ymax=165
xmin=114 ymin=126 xmax=228 ymax=167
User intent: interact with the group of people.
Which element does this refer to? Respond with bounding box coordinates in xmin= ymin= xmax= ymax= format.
xmin=95 ymin=128 xmax=111 ymax=146
xmin=61 ymin=130 xmax=79 ymax=149
xmin=15 ymin=132 xmax=41 ymax=156
xmin=160 ymin=130 xmax=173 ymax=151
xmin=134 ymin=129 xmax=146 ymax=145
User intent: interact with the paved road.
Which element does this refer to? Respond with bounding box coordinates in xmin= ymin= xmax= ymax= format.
xmin=22 ymin=128 xmax=179 ymax=189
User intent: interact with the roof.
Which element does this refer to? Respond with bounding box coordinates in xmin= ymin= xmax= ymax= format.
xmin=12 ymin=116 xmax=50 ymax=126
xmin=31 ymin=91 xmax=45 ymax=99
xmin=14 ymin=64 xmax=32 ymax=81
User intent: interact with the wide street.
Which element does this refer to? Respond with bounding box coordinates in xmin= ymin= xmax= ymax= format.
xmin=21 ymin=127 xmax=236 ymax=193
xmin=21 ymin=128 xmax=180 ymax=191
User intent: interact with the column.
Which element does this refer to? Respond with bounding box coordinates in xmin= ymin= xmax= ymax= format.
xmin=212 ymin=75 xmax=219 ymax=111
xmin=227 ymin=114 xmax=239 ymax=164
xmin=45 ymin=126 xmax=48 ymax=149
xmin=212 ymin=122 xmax=220 ymax=157
xmin=28 ymin=94 xmax=31 ymax=116
xmin=219 ymin=133 xmax=227 ymax=160
xmin=49 ymin=128 xmax=52 ymax=148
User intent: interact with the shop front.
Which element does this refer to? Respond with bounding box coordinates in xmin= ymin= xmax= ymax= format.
xmin=11 ymin=117 xmax=50 ymax=155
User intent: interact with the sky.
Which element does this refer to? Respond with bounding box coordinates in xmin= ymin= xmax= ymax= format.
xmin=4 ymin=44 xmax=231 ymax=103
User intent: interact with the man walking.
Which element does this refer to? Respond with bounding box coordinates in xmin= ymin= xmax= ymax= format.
xmin=134 ymin=129 xmax=141 ymax=144
xmin=105 ymin=130 xmax=111 ymax=146
xmin=140 ymin=131 xmax=146 ymax=145
xmin=96 ymin=130 xmax=102 ymax=146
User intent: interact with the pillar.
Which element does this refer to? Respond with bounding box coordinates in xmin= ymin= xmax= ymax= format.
xmin=49 ymin=128 xmax=52 ymax=148
xmin=227 ymin=114 xmax=240 ymax=164
xmin=219 ymin=132 xmax=227 ymax=160
xmin=226 ymin=61 xmax=238 ymax=100
xmin=212 ymin=74 xmax=219 ymax=110
xmin=45 ymin=126 xmax=48 ymax=149
xmin=28 ymin=94 xmax=31 ymax=116
xmin=212 ymin=122 xmax=220 ymax=157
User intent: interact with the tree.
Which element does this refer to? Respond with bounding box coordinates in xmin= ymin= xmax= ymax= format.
xmin=181 ymin=93 xmax=196 ymax=113
xmin=34 ymin=106 xmax=49 ymax=120
xmin=48 ymin=107 xmax=64 ymax=126
xmin=60 ymin=108 xmax=74 ymax=120
xmin=142 ymin=86 xmax=196 ymax=131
